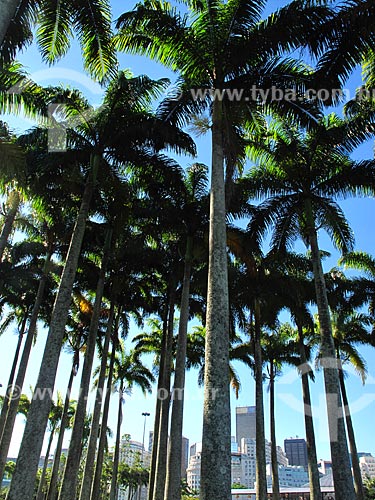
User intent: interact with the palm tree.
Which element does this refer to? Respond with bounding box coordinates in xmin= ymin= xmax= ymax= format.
xmin=164 ymin=163 xmax=209 ymax=500
xmin=0 ymin=191 xmax=22 ymax=260
xmin=269 ymin=249 xmax=321 ymax=500
xmin=340 ymin=251 xmax=375 ymax=318
xmin=46 ymin=305 xmax=87 ymax=500
xmin=89 ymin=214 xmax=168 ymax=500
xmin=0 ymin=0 xmax=116 ymax=81
xmin=109 ymin=348 xmax=155 ymax=500
xmin=283 ymin=271 xmax=322 ymax=500
xmin=58 ymin=228 xmax=112 ymax=500
xmin=36 ymin=393 xmax=67 ymax=500
xmin=0 ymin=235 xmax=55 ymax=483
xmin=153 ymin=281 xmax=176 ymax=500
xmin=312 ymin=1 xmax=375 ymax=90
xmin=79 ymin=179 xmax=159 ymax=500
xmin=187 ymin=325 xmax=253 ymax=401
xmin=0 ymin=121 xmax=26 ymax=261
xmin=227 ymin=228 xmax=294 ymax=500
xmin=0 ymin=301 xmax=29 ymax=437
xmin=78 ymin=298 xmax=115 ymax=500
xmin=8 ymin=73 xmax=194 ymax=500
xmin=115 ymin=2 xmax=331 ymax=496
xmin=0 ymin=0 xmax=20 ymax=53
xmin=323 ymin=308 xmax=375 ymax=500
xmin=243 ymin=114 xmax=375 ymax=500
xmin=91 ymin=310 xmax=122 ymax=500
xmin=262 ymin=325 xmax=300 ymax=500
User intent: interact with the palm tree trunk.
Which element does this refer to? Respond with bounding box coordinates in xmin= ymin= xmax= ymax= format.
xmin=0 ymin=311 xmax=27 ymax=441
xmin=307 ymin=215 xmax=355 ymax=500
xmin=58 ymin=228 xmax=112 ymax=500
xmin=153 ymin=288 xmax=175 ymax=500
xmin=254 ymin=303 xmax=267 ymax=500
xmin=109 ymin=387 xmax=123 ymax=500
xmin=79 ymin=300 xmax=115 ymax=500
xmin=269 ymin=361 xmax=280 ymax=500
xmin=0 ymin=190 xmax=20 ymax=260
xmin=339 ymin=366 xmax=365 ymax=500
xmin=147 ymin=303 xmax=169 ymax=500
xmin=7 ymin=158 xmax=98 ymax=500
xmin=91 ymin=311 xmax=119 ymax=500
xmin=164 ymin=237 xmax=192 ymax=500
xmin=46 ymin=356 xmax=77 ymax=500
xmin=0 ymin=0 xmax=20 ymax=48
xmin=0 ymin=251 xmax=51 ymax=482
xmin=36 ymin=427 xmax=56 ymax=500
xmin=297 ymin=327 xmax=321 ymax=500
xmin=200 ymin=96 xmax=231 ymax=500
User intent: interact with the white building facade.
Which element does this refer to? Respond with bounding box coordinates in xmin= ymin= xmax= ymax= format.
xmin=187 ymin=439 xmax=289 ymax=492
xmin=186 ymin=444 xmax=202 ymax=492
xmin=117 ymin=437 xmax=151 ymax=500
xmin=265 ymin=464 xmax=309 ymax=488
xmin=240 ymin=438 xmax=288 ymax=489
xmin=360 ymin=455 xmax=375 ymax=480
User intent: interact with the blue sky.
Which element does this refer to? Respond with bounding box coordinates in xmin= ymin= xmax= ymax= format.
xmin=1 ymin=0 xmax=375 ymax=464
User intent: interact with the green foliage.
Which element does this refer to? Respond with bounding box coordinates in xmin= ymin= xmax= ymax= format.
xmin=364 ymin=477 xmax=375 ymax=500
xmin=231 ymin=482 xmax=247 ymax=489
xmin=117 ymin=461 xmax=149 ymax=490
xmin=4 ymin=460 xmax=16 ymax=478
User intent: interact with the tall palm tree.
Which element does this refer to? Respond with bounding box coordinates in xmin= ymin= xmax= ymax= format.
xmin=115 ymin=2 xmax=332 ymax=496
xmin=7 ymin=74 xmax=194 ymax=500
xmin=46 ymin=327 xmax=83 ymax=500
xmin=109 ymin=348 xmax=155 ymax=500
xmin=153 ymin=280 xmax=176 ymax=500
xmin=0 ymin=234 xmax=56 ymax=482
xmin=79 ymin=179 xmax=160 ymax=500
xmin=283 ymin=269 xmax=322 ymax=500
xmin=262 ymin=325 xmax=300 ymax=500
xmin=78 ymin=298 xmax=115 ymax=500
xmin=322 ymin=308 xmax=375 ymax=500
xmin=268 ymin=249 xmax=322 ymax=500
xmin=0 ymin=301 xmax=29 ymax=436
xmin=91 ymin=310 xmax=122 ymax=500
xmin=89 ymin=206 xmax=170 ymax=500
xmin=164 ymin=163 xmax=209 ymax=500
xmin=227 ymin=228 xmax=293 ymax=500
xmin=242 ymin=114 xmax=375 ymax=500
xmin=58 ymin=227 xmax=112 ymax=500
xmin=35 ymin=393 xmax=67 ymax=500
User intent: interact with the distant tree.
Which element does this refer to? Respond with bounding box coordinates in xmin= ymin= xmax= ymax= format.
xmin=364 ymin=477 xmax=375 ymax=500
xmin=231 ymin=483 xmax=247 ymax=490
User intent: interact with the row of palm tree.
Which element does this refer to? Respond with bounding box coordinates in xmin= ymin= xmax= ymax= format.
xmin=1 ymin=2 xmax=375 ymax=500
xmin=1 ymin=102 xmax=375 ymax=500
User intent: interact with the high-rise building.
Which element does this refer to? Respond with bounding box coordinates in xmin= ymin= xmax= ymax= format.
xmin=187 ymin=442 xmax=255 ymax=492
xmin=236 ymin=406 xmax=256 ymax=445
xmin=284 ymin=437 xmax=308 ymax=469
xmin=118 ymin=436 xmax=151 ymax=500
xmin=149 ymin=431 xmax=189 ymax=479
xmin=148 ymin=431 xmax=154 ymax=453
xmin=181 ymin=436 xmax=189 ymax=479
xmin=187 ymin=443 xmax=202 ymax=492
xmin=360 ymin=455 xmax=375 ymax=480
